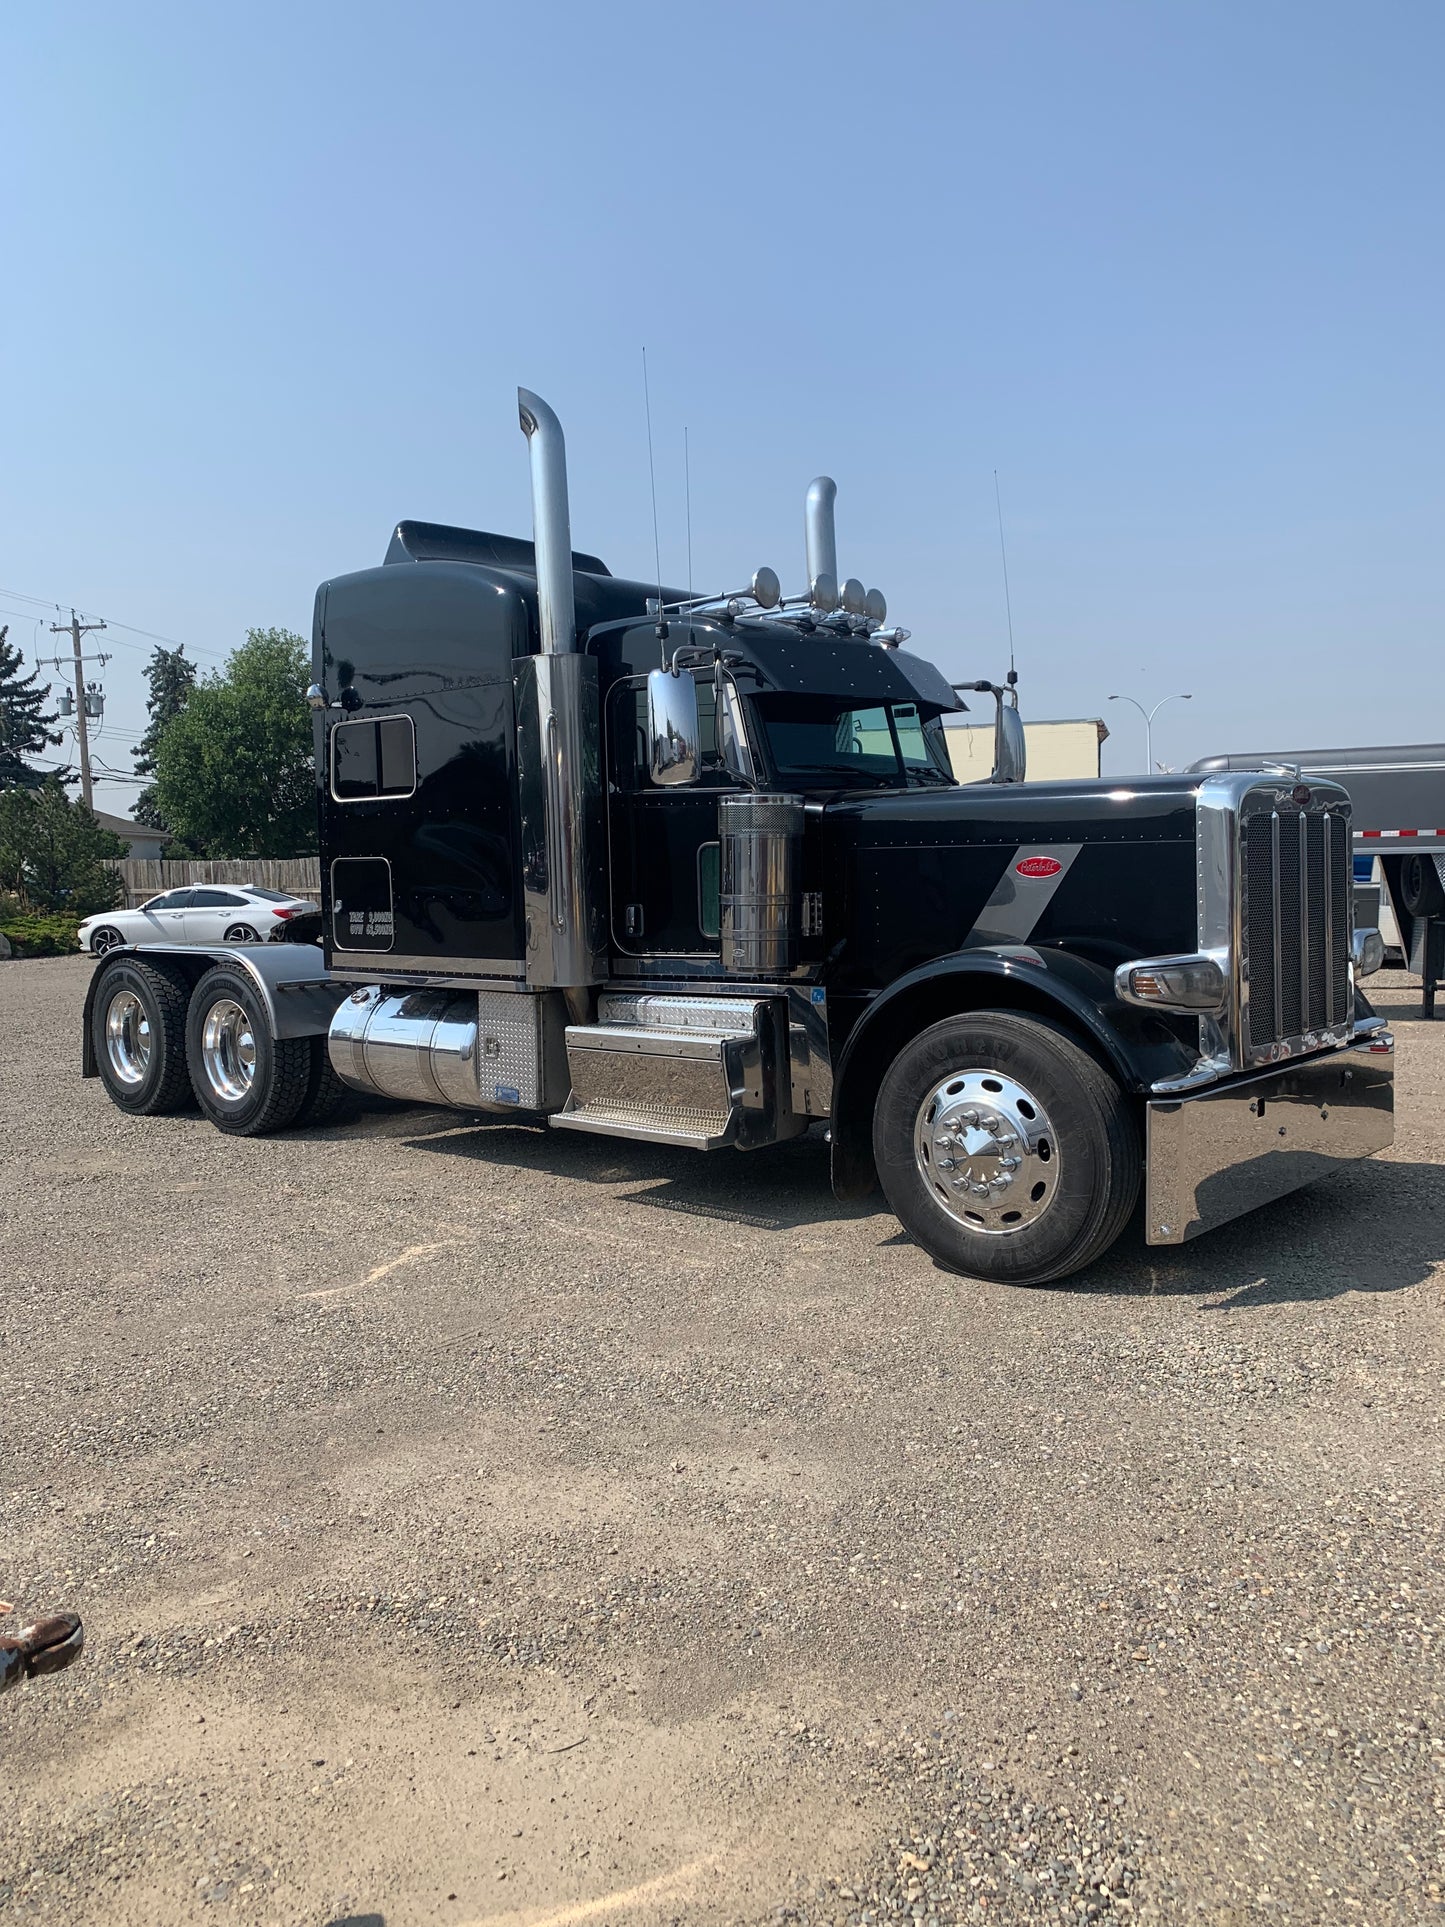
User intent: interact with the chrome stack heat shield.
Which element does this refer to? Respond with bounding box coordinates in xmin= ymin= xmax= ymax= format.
xmin=719 ymin=793 xmax=804 ymax=978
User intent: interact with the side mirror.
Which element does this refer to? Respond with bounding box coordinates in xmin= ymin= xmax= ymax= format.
xmin=647 ymin=668 xmax=700 ymax=787
xmin=994 ymin=702 xmax=1027 ymax=784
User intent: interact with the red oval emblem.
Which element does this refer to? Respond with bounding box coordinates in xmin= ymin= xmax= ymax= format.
xmin=1015 ymin=856 xmax=1063 ymax=878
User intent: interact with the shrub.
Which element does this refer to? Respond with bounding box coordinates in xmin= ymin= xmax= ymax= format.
xmin=0 ymin=912 xmax=83 ymax=958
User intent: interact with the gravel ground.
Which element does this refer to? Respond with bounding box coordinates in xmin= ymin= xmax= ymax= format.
xmin=1 ymin=957 xmax=1441 ymax=1927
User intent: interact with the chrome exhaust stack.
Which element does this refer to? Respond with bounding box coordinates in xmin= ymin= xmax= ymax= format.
xmin=514 ymin=388 xmax=605 ymax=995
xmin=805 ymin=477 xmax=838 ymax=606
xmin=518 ymin=388 xmax=577 ymax=656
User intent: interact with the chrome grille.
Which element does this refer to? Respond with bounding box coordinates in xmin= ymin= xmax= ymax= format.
xmin=1242 ymin=796 xmax=1352 ymax=1056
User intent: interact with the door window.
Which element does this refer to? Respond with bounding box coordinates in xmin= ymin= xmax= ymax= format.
xmin=190 ymin=888 xmax=247 ymax=908
xmin=609 ymin=677 xmax=735 ymax=792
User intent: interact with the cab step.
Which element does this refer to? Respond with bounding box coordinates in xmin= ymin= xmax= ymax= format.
xmin=549 ymin=993 xmax=777 ymax=1150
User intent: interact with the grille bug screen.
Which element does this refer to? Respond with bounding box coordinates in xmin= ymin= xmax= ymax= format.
xmin=1243 ymin=802 xmax=1351 ymax=1052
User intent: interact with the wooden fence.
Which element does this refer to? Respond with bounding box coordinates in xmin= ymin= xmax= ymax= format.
xmin=106 ymin=858 xmax=322 ymax=908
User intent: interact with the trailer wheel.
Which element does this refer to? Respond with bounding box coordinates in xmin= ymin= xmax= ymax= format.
xmin=1399 ymin=853 xmax=1445 ymax=919
xmin=873 ymin=1010 xmax=1140 ymax=1287
xmin=185 ymin=965 xmax=311 ymax=1136
xmin=92 ymin=958 xmax=195 ymax=1116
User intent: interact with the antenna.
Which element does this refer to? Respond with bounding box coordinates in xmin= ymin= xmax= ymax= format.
xmin=641 ymin=346 xmax=665 ymax=649
xmin=684 ymin=425 xmax=694 ymax=605
xmin=993 ymin=469 xmax=1016 ymax=683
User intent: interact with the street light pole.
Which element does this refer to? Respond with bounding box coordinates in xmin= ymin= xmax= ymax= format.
xmin=1107 ymin=691 xmax=1192 ymax=773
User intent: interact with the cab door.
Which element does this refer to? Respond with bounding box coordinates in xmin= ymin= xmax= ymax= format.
xmin=605 ymin=674 xmax=730 ymax=960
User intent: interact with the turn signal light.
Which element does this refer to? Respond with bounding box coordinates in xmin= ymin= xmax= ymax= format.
xmin=1114 ymin=953 xmax=1227 ymax=1013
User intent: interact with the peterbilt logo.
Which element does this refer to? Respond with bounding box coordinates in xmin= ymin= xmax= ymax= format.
xmin=1015 ymin=856 xmax=1063 ymax=878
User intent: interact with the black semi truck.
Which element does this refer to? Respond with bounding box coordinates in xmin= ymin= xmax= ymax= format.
xmin=82 ymin=390 xmax=1396 ymax=1285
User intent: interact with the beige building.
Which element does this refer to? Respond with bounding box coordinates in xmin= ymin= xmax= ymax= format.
xmin=943 ymin=716 xmax=1108 ymax=784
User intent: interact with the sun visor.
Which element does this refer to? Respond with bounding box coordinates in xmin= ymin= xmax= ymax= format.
xmin=729 ymin=630 xmax=966 ymax=712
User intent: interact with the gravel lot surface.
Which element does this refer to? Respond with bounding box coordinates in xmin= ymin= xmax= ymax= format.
xmin=2 ymin=957 xmax=1442 ymax=1927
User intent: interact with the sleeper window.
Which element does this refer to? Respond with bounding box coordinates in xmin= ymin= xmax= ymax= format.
xmin=331 ymin=715 xmax=416 ymax=800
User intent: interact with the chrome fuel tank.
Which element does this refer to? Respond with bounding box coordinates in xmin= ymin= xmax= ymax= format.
xmin=328 ymin=986 xmax=567 ymax=1112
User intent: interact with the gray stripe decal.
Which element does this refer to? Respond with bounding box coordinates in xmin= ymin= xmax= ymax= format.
xmin=964 ymin=844 xmax=1082 ymax=947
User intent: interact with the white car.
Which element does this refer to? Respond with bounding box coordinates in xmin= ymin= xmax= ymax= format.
xmin=78 ymin=885 xmax=320 ymax=955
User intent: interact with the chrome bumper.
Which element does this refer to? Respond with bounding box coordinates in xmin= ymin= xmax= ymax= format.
xmin=1144 ymin=1035 xmax=1395 ymax=1246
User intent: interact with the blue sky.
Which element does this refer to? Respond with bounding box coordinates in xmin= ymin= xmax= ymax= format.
xmin=3 ymin=0 xmax=1441 ymax=811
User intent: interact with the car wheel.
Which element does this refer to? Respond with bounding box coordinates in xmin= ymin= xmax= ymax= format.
xmin=185 ymin=965 xmax=312 ymax=1136
xmin=223 ymin=923 xmax=260 ymax=944
xmin=873 ymin=1010 xmax=1141 ymax=1287
xmin=89 ymin=926 xmax=126 ymax=955
xmin=91 ymin=958 xmax=195 ymax=1115
xmin=1399 ymin=853 xmax=1445 ymax=919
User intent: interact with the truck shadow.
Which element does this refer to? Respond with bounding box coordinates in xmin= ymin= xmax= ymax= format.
xmin=400 ymin=1116 xmax=878 ymax=1231
xmin=401 ymin=1113 xmax=1442 ymax=1302
xmin=1074 ymin=1156 xmax=1445 ymax=1307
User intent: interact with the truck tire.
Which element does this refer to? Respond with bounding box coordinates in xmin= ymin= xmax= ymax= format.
xmin=873 ymin=1010 xmax=1140 ymax=1287
xmin=292 ymin=1035 xmax=358 ymax=1129
xmin=1399 ymin=853 xmax=1445 ymax=919
xmin=92 ymin=958 xmax=195 ymax=1116
xmin=185 ymin=965 xmax=311 ymax=1136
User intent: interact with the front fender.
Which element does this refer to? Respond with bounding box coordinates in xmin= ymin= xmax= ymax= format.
xmin=828 ymin=945 xmax=1197 ymax=1200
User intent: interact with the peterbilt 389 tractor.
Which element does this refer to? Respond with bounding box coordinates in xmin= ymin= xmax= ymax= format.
xmin=82 ymin=389 xmax=1396 ymax=1286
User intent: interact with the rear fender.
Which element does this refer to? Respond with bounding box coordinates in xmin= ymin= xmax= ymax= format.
xmin=828 ymin=945 xmax=1197 ymax=1200
xmin=82 ymin=943 xmax=345 ymax=1078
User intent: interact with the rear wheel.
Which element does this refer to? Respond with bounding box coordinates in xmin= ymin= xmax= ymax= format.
xmin=873 ymin=1010 xmax=1140 ymax=1286
xmin=1399 ymin=853 xmax=1445 ymax=919
xmin=292 ymin=1035 xmax=359 ymax=1128
xmin=223 ymin=923 xmax=260 ymax=944
xmin=185 ymin=965 xmax=310 ymax=1135
xmin=92 ymin=959 xmax=194 ymax=1115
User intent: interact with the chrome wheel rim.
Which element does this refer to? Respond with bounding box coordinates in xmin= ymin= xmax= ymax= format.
xmin=104 ymin=989 xmax=151 ymax=1086
xmin=201 ymin=998 xmax=257 ymax=1102
xmin=915 ymin=1068 xmax=1060 ymax=1235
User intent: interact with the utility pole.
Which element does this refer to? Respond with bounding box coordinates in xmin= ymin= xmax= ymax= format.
xmin=47 ymin=612 xmax=108 ymax=811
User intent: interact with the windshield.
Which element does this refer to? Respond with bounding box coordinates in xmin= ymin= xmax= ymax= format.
xmin=753 ymin=696 xmax=955 ymax=788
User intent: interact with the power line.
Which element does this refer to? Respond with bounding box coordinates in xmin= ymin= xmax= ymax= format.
xmin=0 ymin=584 xmax=228 ymax=662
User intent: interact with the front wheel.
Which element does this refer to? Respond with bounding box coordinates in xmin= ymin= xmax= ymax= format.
xmin=873 ymin=1010 xmax=1140 ymax=1287
xmin=89 ymin=926 xmax=125 ymax=956
xmin=185 ymin=965 xmax=311 ymax=1135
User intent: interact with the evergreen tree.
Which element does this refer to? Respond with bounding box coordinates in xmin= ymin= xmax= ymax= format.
xmin=0 ymin=779 xmax=125 ymax=912
xmin=0 ymin=626 xmax=63 ymax=791
xmin=132 ymin=643 xmax=197 ymax=828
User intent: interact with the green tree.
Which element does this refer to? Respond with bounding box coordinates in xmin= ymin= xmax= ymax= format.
xmin=132 ymin=643 xmax=197 ymax=829
xmin=152 ymin=627 xmax=316 ymax=857
xmin=0 ymin=626 xmax=63 ymax=791
xmin=0 ymin=779 xmax=125 ymax=912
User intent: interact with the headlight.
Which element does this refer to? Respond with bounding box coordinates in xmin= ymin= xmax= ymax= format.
xmin=1115 ymin=952 xmax=1228 ymax=1013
